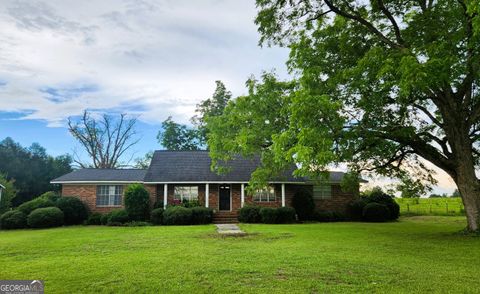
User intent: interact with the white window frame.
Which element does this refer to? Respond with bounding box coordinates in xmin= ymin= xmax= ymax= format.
xmin=174 ymin=186 xmax=199 ymax=202
xmin=96 ymin=185 xmax=123 ymax=207
xmin=253 ymin=185 xmax=276 ymax=202
xmin=313 ymin=184 xmax=332 ymax=199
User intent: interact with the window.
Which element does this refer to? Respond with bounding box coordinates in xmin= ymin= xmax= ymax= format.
xmin=313 ymin=185 xmax=332 ymax=199
xmin=174 ymin=186 xmax=199 ymax=202
xmin=253 ymin=186 xmax=276 ymax=202
xmin=96 ymin=185 xmax=123 ymax=206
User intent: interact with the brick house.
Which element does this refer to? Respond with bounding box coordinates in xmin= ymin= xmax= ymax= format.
xmin=51 ymin=151 xmax=362 ymax=221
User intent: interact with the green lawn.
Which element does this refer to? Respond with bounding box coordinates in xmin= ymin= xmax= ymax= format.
xmin=0 ymin=217 xmax=478 ymax=293
xmin=396 ymin=197 xmax=464 ymax=216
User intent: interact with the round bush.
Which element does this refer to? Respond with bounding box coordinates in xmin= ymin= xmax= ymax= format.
xmin=191 ymin=207 xmax=213 ymax=224
xmin=362 ymin=203 xmax=390 ymax=222
xmin=124 ymin=184 xmax=150 ymax=221
xmin=153 ymin=200 xmax=164 ymax=209
xmin=107 ymin=209 xmax=130 ymax=224
xmin=276 ymin=207 xmax=296 ymax=223
xmin=291 ymin=189 xmax=315 ymax=220
xmin=18 ymin=197 xmax=55 ymax=215
xmin=259 ymin=207 xmax=279 ymax=224
xmin=150 ymin=208 xmax=164 ymax=225
xmin=367 ymin=191 xmax=400 ymax=220
xmin=347 ymin=198 xmax=368 ymax=220
xmin=163 ymin=206 xmax=192 ymax=225
xmin=27 ymin=207 xmax=64 ymax=228
xmin=315 ymin=210 xmax=336 ymax=222
xmin=238 ymin=206 xmax=261 ymax=223
xmin=86 ymin=212 xmax=102 ymax=225
xmin=55 ymin=197 xmax=89 ymax=225
xmin=0 ymin=210 xmax=27 ymax=229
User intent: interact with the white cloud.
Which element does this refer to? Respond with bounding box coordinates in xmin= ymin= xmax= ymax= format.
xmin=0 ymin=0 xmax=289 ymax=125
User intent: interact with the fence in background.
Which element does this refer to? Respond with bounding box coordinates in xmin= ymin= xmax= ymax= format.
xmin=395 ymin=198 xmax=464 ymax=216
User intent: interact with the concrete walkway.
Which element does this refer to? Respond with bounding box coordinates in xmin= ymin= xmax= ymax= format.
xmin=215 ymin=224 xmax=244 ymax=235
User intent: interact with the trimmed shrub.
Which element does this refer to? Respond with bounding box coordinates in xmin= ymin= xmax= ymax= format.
xmin=367 ymin=191 xmax=400 ymax=220
xmin=0 ymin=210 xmax=27 ymax=229
xmin=191 ymin=207 xmax=213 ymax=224
xmin=55 ymin=197 xmax=89 ymax=225
xmin=259 ymin=207 xmax=279 ymax=224
xmin=100 ymin=213 xmax=110 ymax=225
xmin=362 ymin=203 xmax=390 ymax=222
xmin=124 ymin=184 xmax=150 ymax=221
xmin=347 ymin=198 xmax=369 ymax=221
xmin=163 ymin=206 xmax=192 ymax=225
xmin=86 ymin=212 xmax=102 ymax=225
xmin=291 ymin=189 xmax=315 ymax=220
xmin=181 ymin=199 xmax=201 ymax=208
xmin=27 ymin=207 xmax=64 ymax=228
xmin=150 ymin=208 xmax=164 ymax=225
xmin=238 ymin=205 xmax=261 ymax=223
xmin=39 ymin=191 xmax=60 ymax=202
xmin=276 ymin=207 xmax=296 ymax=223
xmin=18 ymin=197 xmax=55 ymax=215
xmin=153 ymin=200 xmax=164 ymax=209
xmin=107 ymin=209 xmax=130 ymax=224
xmin=315 ymin=210 xmax=336 ymax=222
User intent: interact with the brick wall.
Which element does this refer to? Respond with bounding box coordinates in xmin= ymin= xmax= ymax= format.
xmin=62 ymin=184 xmax=126 ymax=213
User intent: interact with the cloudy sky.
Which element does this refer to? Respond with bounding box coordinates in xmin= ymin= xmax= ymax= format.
xmin=0 ymin=0 xmax=456 ymax=195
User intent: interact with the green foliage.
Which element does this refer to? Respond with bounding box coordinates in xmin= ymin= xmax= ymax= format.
xmin=276 ymin=207 xmax=296 ymax=223
xmin=314 ymin=211 xmax=345 ymax=222
xmin=163 ymin=206 xmax=192 ymax=225
xmin=0 ymin=137 xmax=72 ymax=206
xmin=27 ymin=207 xmax=64 ymax=228
xmin=191 ymin=207 xmax=213 ymax=224
xmin=192 ymin=81 xmax=232 ymax=144
xmin=259 ymin=207 xmax=279 ymax=224
xmin=124 ymin=184 xmax=150 ymax=221
xmin=86 ymin=213 xmax=102 ymax=225
xmin=17 ymin=196 xmax=55 ymax=215
xmin=100 ymin=213 xmax=109 ymax=225
xmin=55 ymin=197 xmax=89 ymax=225
xmin=362 ymin=203 xmax=390 ymax=222
xmin=150 ymin=208 xmax=164 ymax=225
xmin=0 ymin=210 xmax=27 ymax=230
xmin=368 ymin=190 xmax=400 ymax=221
xmin=134 ymin=151 xmax=153 ymax=169
xmin=124 ymin=221 xmax=151 ymax=227
xmin=153 ymin=200 xmax=164 ymax=209
xmin=291 ymin=189 xmax=315 ymax=220
xmin=107 ymin=210 xmax=130 ymax=225
xmin=347 ymin=198 xmax=369 ymax=221
xmin=238 ymin=205 xmax=261 ymax=223
xmin=396 ymin=175 xmax=432 ymax=198
xmin=39 ymin=191 xmax=60 ymax=202
xmin=158 ymin=117 xmax=202 ymax=151
xmin=0 ymin=174 xmax=16 ymax=214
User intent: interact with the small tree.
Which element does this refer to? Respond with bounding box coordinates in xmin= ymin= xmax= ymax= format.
xmin=124 ymin=184 xmax=150 ymax=221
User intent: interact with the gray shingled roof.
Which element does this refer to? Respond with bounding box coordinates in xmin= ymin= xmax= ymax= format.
xmin=51 ymin=168 xmax=146 ymax=183
xmin=51 ymin=151 xmax=357 ymax=183
xmin=143 ymin=150 xmax=303 ymax=183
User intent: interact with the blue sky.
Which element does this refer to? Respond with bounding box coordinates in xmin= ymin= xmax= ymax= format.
xmin=0 ymin=0 xmax=456 ymax=195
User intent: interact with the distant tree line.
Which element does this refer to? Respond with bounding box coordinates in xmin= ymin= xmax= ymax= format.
xmin=0 ymin=137 xmax=72 ymax=209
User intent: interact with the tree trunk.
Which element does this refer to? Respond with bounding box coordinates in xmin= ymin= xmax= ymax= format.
xmin=454 ymin=157 xmax=480 ymax=232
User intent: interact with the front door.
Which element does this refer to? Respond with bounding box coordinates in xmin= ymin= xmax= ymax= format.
xmin=219 ymin=185 xmax=231 ymax=211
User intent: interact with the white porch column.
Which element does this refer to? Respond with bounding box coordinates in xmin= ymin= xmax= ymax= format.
xmin=205 ymin=183 xmax=209 ymax=208
xmin=241 ymin=183 xmax=245 ymax=208
xmin=163 ymin=184 xmax=168 ymax=209
xmin=281 ymin=184 xmax=286 ymax=207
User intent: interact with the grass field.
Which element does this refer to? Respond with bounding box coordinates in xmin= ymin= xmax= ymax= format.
xmin=396 ymin=197 xmax=464 ymax=216
xmin=0 ymin=216 xmax=478 ymax=293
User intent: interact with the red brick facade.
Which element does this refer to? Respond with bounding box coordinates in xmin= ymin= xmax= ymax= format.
xmin=61 ymin=182 xmax=357 ymax=214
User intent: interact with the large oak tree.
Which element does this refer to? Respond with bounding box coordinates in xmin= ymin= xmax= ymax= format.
xmin=208 ymin=0 xmax=480 ymax=231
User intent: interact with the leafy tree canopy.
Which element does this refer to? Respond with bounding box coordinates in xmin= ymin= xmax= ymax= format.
xmin=208 ymin=0 xmax=480 ymax=231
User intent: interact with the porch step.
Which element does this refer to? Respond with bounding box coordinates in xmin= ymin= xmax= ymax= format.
xmin=213 ymin=212 xmax=239 ymax=224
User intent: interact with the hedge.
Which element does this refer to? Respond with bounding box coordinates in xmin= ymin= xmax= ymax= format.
xmin=86 ymin=212 xmax=102 ymax=225
xmin=124 ymin=184 xmax=150 ymax=221
xmin=17 ymin=197 xmax=55 ymax=215
xmin=238 ymin=206 xmax=261 ymax=223
xmin=150 ymin=208 xmax=164 ymax=225
xmin=107 ymin=209 xmax=130 ymax=225
xmin=362 ymin=203 xmax=390 ymax=222
xmin=163 ymin=206 xmax=192 ymax=225
xmin=55 ymin=197 xmax=89 ymax=225
xmin=0 ymin=210 xmax=27 ymax=229
xmin=27 ymin=207 xmax=64 ymax=228
xmin=191 ymin=207 xmax=213 ymax=224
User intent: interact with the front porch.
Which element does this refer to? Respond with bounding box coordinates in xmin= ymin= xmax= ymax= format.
xmin=145 ymin=183 xmax=292 ymax=214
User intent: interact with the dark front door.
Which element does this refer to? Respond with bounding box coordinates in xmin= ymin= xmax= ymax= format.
xmin=219 ymin=185 xmax=231 ymax=211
